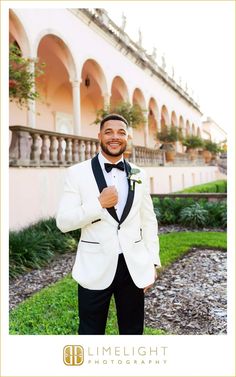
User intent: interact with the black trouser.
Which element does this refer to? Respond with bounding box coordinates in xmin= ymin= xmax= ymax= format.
xmin=78 ymin=253 xmax=144 ymax=335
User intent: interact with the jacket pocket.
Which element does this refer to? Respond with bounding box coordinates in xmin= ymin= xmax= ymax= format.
xmin=91 ymin=219 xmax=101 ymax=224
xmin=80 ymin=240 xmax=100 ymax=244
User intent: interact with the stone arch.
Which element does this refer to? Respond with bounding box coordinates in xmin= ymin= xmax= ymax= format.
xmin=197 ymin=126 xmax=201 ymax=138
xmin=171 ymin=111 xmax=178 ymax=127
xmin=186 ymin=120 xmax=191 ymax=136
xmin=80 ymin=59 xmax=108 ymax=138
xmin=148 ymin=98 xmax=159 ymax=148
xmin=36 ymin=34 xmax=77 ymax=132
xmin=161 ymin=105 xmax=170 ymax=130
xmin=110 ymin=76 xmax=129 ymax=108
xmin=9 ymin=10 xmax=31 ymax=129
xmin=9 ymin=10 xmax=31 ymax=56
xmin=132 ymin=88 xmax=146 ymax=147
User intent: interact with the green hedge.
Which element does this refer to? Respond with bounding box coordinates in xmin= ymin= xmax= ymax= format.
xmin=177 ymin=180 xmax=227 ymax=193
xmin=153 ymin=197 xmax=226 ymax=228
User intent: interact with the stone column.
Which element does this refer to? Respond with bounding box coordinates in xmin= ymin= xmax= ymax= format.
xmin=144 ymin=113 xmax=149 ymax=148
xmin=27 ymin=60 xmax=36 ymax=128
xmin=71 ymin=79 xmax=81 ymax=135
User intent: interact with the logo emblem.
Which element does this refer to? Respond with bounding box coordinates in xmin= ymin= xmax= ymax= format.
xmin=63 ymin=345 xmax=84 ymax=366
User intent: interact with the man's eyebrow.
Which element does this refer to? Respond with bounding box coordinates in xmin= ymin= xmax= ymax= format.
xmin=104 ymin=128 xmax=127 ymax=132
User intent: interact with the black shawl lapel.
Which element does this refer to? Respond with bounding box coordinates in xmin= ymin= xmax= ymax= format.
xmin=119 ymin=159 xmax=135 ymax=225
xmin=91 ymin=154 xmax=119 ymax=223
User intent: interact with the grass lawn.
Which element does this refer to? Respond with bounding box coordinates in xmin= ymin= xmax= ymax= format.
xmin=9 ymin=231 xmax=226 ymax=335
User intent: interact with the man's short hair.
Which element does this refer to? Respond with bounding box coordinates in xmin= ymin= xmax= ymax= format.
xmin=100 ymin=113 xmax=129 ymax=130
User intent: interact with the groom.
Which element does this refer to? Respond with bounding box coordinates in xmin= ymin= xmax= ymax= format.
xmin=56 ymin=113 xmax=161 ymax=335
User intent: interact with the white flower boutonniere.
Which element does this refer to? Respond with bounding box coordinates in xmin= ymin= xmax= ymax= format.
xmin=127 ymin=168 xmax=142 ymax=191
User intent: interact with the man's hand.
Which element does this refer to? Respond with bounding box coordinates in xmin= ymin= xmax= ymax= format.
xmin=143 ymin=266 xmax=158 ymax=293
xmin=98 ymin=186 xmax=118 ymax=208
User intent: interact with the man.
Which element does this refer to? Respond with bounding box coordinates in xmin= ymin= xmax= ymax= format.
xmin=56 ymin=113 xmax=161 ymax=335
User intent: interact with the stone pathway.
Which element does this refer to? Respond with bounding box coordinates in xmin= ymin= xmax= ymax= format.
xmin=145 ymin=248 xmax=227 ymax=335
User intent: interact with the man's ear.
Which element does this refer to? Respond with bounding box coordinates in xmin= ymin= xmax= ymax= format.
xmin=98 ymin=132 xmax=101 ymax=141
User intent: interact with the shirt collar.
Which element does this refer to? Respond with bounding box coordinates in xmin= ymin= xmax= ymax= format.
xmin=98 ymin=152 xmax=124 ymax=172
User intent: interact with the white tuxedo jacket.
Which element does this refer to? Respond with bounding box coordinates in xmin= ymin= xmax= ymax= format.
xmin=56 ymin=154 xmax=161 ymax=289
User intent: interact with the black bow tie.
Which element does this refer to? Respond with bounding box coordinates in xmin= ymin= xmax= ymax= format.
xmin=104 ymin=161 xmax=125 ymax=173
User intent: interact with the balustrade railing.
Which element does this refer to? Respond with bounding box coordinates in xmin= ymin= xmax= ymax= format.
xmin=9 ymin=126 xmax=211 ymax=168
xmin=9 ymin=126 xmax=100 ymax=167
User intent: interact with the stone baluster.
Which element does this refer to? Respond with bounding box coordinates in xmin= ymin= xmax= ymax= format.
xmin=31 ymin=133 xmax=41 ymax=165
xmin=49 ymin=136 xmax=58 ymax=164
xmin=40 ymin=134 xmax=49 ymax=163
xmin=9 ymin=130 xmax=32 ymax=166
xmin=79 ymin=140 xmax=85 ymax=161
xmin=72 ymin=139 xmax=79 ymax=162
xmin=58 ymin=137 xmax=64 ymax=164
xmin=91 ymin=141 xmax=97 ymax=158
xmin=65 ymin=138 xmax=72 ymax=164
xmin=96 ymin=141 xmax=100 ymax=154
xmin=85 ymin=141 xmax=91 ymax=160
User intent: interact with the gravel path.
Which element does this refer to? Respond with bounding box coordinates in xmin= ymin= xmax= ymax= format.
xmin=145 ymin=248 xmax=227 ymax=335
xmin=9 ymin=226 xmax=227 ymax=335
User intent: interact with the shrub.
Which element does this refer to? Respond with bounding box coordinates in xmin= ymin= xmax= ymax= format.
xmin=179 ymin=203 xmax=208 ymax=228
xmin=9 ymin=218 xmax=80 ymax=279
xmin=204 ymin=200 xmax=227 ymax=228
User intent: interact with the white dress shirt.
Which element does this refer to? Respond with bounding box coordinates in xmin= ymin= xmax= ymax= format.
xmin=98 ymin=153 xmax=129 ymax=254
xmin=98 ymin=152 xmax=129 ymax=220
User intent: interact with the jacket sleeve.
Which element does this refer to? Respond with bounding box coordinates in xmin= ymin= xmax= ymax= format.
xmin=56 ymin=167 xmax=104 ymax=233
xmin=140 ymin=172 xmax=161 ymax=267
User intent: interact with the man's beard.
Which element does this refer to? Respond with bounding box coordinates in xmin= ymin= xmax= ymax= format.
xmin=100 ymin=141 xmax=127 ymax=157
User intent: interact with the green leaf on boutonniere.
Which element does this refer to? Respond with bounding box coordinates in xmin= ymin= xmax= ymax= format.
xmin=127 ymin=168 xmax=142 ymax=190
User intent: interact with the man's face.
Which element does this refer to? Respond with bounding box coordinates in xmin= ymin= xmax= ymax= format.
xmin=98 ymin=120 xmax=128 ymax=158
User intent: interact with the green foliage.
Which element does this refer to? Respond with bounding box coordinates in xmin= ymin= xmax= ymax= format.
xmin=182 ymin=135 xmax=204 ymax=149
xmin=9 ymin=43 xmax=45 ymax=108
xmin=179 ymin=180 xmax=227 ymax=193
xmin=204 ymin=201 xmax=227 ymax=228
xmin=94 ymin=101 xmax=146 ymax=128
xmin=9 ymin=218 xmax=80 ymax=279
xmin=157 ymin=125 xmax=179 ymax=143
xmin=152 ymin=195 xmax=226 ymax=228
xmin=203 ymin=140 xmax=221 ymax=154
xmin=179 ymin=203 xmax=208 ymax=228
xmin=153 ymin=197 xmax=195 ymax=225
xmin=9 ymin=232 xmax=226 ymax=335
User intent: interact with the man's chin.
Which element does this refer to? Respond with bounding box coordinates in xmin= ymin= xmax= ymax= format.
xmin=102 ymin=146 xmax=126 ymax=157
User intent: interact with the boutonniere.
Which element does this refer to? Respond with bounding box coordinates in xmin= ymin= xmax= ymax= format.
xmin=127 ymin=168 xmax=142 ymax=191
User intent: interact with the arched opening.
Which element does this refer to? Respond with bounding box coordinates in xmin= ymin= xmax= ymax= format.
xmin=192 ymin=123 xmax=196 ymax=136
xmin=171 ymin=111 xmax=178 ymax=127
xmin=179 ymin=115 xmax=185 ymax=153
xmin=186 ymin=120 xmax=190 ymax=136
xmin=148 ymin=98 xmax=159 ymax=148
xmin=110 ymin=76 xmax=129 ymax=108
xmin=132 ymin=88 xmax=146 ymax=147
xmin=36 ymin=34 xmax=76 ymax=133
xmin=161 ymin=105 xmax=170 ymax=130
xmin=9 ymin=10 xmax=31 ymax=128
xmin=81 ymin=59 xmax=108 ymax=138
xmin=197 ymin=126 xmax=201 ymax=138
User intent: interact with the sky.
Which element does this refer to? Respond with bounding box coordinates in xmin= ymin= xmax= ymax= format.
xmin=105 ymin=1 xmax=235 ymax=135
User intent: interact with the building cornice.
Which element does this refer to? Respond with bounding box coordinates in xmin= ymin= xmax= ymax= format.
xmin=68 ymin=8 xmax=202 ymax=115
